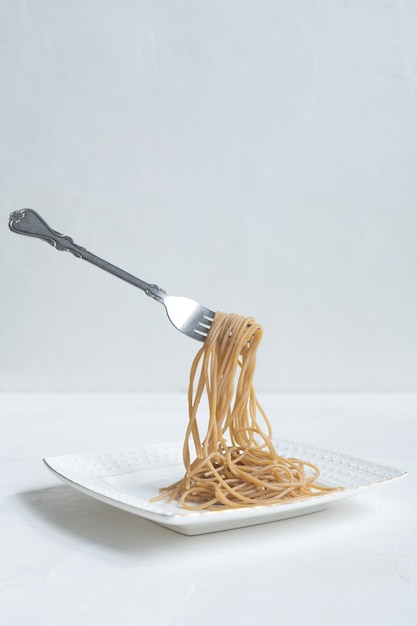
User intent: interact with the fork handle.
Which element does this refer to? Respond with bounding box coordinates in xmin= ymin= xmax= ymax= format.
xmin=8 ymin=209 xmax=166 ymax=301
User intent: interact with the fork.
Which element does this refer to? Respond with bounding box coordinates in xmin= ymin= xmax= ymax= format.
xmin=8 ymin=209 xmax=215 ymax=341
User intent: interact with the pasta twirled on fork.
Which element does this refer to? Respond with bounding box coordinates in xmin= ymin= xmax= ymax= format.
xmin=154 ymin=312 xmax=339 ymax=510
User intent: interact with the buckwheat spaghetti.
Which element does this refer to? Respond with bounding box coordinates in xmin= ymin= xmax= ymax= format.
xmin=154 ymin=311 xmax=337 ymax=510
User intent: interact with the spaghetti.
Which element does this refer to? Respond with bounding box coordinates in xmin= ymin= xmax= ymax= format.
xmin=155 ymin=311 xmax=338 ymax=510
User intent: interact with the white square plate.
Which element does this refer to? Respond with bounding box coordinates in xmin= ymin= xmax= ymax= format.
xmin=43 ymin=440 xmax=406 ymax=535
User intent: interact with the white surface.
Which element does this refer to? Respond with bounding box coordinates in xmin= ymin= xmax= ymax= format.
xmin=1 ymin=392 xmax=416 ymax=625
xmin=1 ymin=1 xmax=417 ymax=393
xmin=44 ymin=439 xmax=406 ymax=535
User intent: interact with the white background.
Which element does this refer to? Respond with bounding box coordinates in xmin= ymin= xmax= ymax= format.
xmin=1 ymin=0 xmax=416 ymax=392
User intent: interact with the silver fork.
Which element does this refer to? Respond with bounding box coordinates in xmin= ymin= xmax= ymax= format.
xmin=8 ymin=209 xmax=215 ymax=341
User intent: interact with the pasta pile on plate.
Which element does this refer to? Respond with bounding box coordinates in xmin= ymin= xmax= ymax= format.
xmin=154 ymin=311 xmax=338 ymax=510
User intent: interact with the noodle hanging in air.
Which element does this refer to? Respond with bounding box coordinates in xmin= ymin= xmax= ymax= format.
xmin=154 ymin=311 xmax=339 ymax=510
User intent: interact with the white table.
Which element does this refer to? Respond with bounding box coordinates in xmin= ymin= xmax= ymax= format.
xmin=1 ymin=393 xmax=416 ymax=625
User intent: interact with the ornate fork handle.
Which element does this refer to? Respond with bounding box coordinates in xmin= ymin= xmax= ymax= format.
xmin=8 ymin=209 xmax=166 ymax=301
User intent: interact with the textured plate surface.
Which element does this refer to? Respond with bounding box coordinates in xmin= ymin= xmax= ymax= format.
xmin=43 ymin=440 xmax=406 ymax=535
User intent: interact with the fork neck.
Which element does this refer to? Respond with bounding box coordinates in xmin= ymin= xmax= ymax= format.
xmin=144 ymin=284 xmax=167 ymax=302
